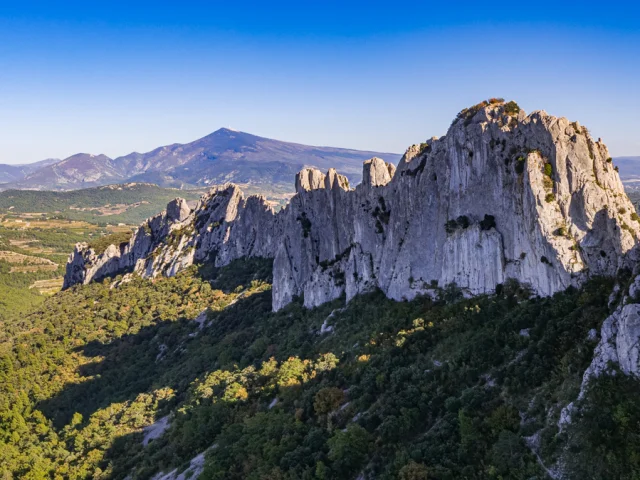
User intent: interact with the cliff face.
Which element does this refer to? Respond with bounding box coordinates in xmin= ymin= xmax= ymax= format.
xmin=64 ymin=101 xmax=640 ymax=310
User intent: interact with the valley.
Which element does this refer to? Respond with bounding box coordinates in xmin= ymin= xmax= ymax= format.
xmin=0 ymin=184 xmax=209 ymax=315
xmin=1 ymin=101 xmax=640 ymax=480
xmin=3 ymin=3 xmax=638 ymax=478
xmin=0 ymin=213 xmax=135 ymax=315
xmin=1 ymin=255 xmax=638 ymax=479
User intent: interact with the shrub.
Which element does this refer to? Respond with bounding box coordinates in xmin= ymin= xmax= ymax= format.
xmin=545 ymin=193 xmax=556 ymax=203
xmin=554 ymin=226 xmax=568 ymax=237
xmin=297 ymin=213 xmax=312 ymax=238
xmin=440 ymin=282 xmax=463 ymax=303
xmin=445 ymin=219 xmax=459 ymax=235
xmin=445 ymin=215 xmax=473 ymax=234
xmin=456 ymin=215 xmax=470 ymax=229
xmin=314 ymin=387 xmax=345 ymax=415
xmin=502 ymin=278 xmax=533 ymax=300
xmin=328 ymin=425 xmax=372 ymax=475
xmin=480 ymin=214 xmax=496 ymax=231
xmin=504 ymin=101 xmax=520 ymax=116
xmin=619 ymin=207 xmax=627 ymax=215
xmin=631 ymin=212 xmax=639 ymax=222
xmin=607 ymin=157 xmax=613 ymax=163
xmin=88 ymin=230 xmax=133 ymax=255
xmin=399 ymin=461 xmax=429 ymax=480
xmin=544 ymin=163 xmax=553 ymax=177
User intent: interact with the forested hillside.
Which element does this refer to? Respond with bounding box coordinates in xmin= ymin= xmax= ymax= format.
xmin=1 ymin=258 xmax=638 ymax=479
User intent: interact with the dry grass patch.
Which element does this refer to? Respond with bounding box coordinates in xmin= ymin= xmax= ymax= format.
xmin=0 ymin=250 xmax=56 ymax=265
xmin=29 ymin=277 xmax=64 ymax=295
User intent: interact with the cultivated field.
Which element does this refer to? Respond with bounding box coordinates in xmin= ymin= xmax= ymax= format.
xmin=0 ymin=213 xmax=137 ymax=316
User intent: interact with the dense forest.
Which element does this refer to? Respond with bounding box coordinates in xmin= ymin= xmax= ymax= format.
xmin=1 ymin=256 xmax=638 ymax=479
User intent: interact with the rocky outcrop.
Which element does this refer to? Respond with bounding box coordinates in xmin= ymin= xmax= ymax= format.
xmin=362 ymin=157 xmax=395 ymax=187
xmin=64 ymin=100 xmax=640 ymax=312
xmin=558 ymin=273 xmax=640 ymax=431
xmin=166 ymin=198 xmax=191 ymax=223
xmin=63 ymin=198 xmax=194 ymax=288
xmin=585 ymin=304 xmax=640 ymax=379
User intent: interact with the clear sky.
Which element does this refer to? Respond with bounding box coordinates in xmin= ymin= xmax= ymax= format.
xmin=1 ymin=1 xmax=639 ymax=164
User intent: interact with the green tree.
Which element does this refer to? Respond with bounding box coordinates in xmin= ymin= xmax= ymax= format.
xmin=328 ymin=424 xmax=372 ymax=476
xmin=313 ymin=387 xmax=344 ymax=415
xmin=399 ymin=461 xmax=429 ymax=480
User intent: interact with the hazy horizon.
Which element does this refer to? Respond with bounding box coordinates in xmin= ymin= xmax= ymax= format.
xmin=1 ymin=1 xmax=639 ymax=164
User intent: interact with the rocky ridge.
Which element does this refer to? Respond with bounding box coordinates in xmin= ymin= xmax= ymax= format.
xmin=64 ymin=100 xmax=640 ymax=313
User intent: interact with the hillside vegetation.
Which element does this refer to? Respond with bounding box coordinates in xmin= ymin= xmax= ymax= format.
xmin=0 ymin=259 xmax=637 ymax=479
xmin=0 ymin=215 xmax=135 ymax=316
xmin=0 ymin=184 xmax=203 ymax=226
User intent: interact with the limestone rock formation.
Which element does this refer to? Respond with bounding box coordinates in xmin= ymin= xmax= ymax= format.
xmin=558 ymin=276 xmax=640 ymax=432
xmin=64 ymin=100 xmax=640 ymax=313
xmin=583 ymin=303 xmax=640 ymax=380
xmin=166 ymin=198 xmax=191 ymax=223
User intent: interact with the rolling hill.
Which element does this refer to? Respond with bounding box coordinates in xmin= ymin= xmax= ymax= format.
xmin=0 ymin=183 xmax=203 ymax=225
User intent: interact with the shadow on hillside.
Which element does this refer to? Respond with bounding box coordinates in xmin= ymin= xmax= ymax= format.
xmin=197 ymin=257 xmax=273 ymax=293
xmin=96 ymin=367 xmax=319 ymax=480
xmin=38 ymin=288 xmax=273 ymax=429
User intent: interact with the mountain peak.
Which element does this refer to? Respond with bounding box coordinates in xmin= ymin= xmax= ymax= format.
xmin=0 ymin=130 xmax=401 ymax=191
xmin=65 ymin=104 xmax=638 ymax=315
xmin=61 ymin=152 xmax=112 ymax=162
xmin=207 ymin=127 xmax=249 ymax=138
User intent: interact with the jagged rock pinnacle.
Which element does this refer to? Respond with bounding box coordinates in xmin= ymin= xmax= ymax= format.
xmin=64 ymin=101 xmax=640 ymax=312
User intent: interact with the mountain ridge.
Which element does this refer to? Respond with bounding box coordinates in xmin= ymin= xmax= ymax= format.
xmin=64 ymin=100 xmax=640 ymax=312
xmin=8 ymin=100 xmax=640 ymax=480
xmin=0 ymin=157 xmax=60 ymax=184
xmin=1 ymin=129 xmax=401 ymax=191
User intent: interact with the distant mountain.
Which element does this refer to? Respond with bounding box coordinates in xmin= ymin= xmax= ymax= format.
xmin=0 ymin=158 xmax=59 ymax=184
xmin=11 ymin=154 xmax=120 ymax=190
xmin=0 ymin=129 xmax=401 ymax=191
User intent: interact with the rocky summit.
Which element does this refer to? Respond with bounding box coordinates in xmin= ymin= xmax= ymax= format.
xmin=64 ymin=100 xmax=640 ymax=311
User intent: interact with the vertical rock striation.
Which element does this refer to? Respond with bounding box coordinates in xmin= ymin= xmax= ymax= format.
xmin=64 ymin=101 xmax=640 ymax=311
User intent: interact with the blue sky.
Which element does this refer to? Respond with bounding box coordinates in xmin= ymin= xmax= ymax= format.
xmin=1 ymin=1 xmax=639 ymax=164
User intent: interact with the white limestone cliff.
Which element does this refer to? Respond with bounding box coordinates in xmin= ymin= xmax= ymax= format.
xmin=64 ymin=101 xmax=640 ymax=313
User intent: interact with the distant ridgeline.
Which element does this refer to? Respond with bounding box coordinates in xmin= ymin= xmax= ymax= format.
xmin=0 ymin=128 xmax=401 ymax=191
xmin=65 ymin=100 xmax=640 ymax=311
xmin=0 ymin=183 xmax=202 ymax=225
